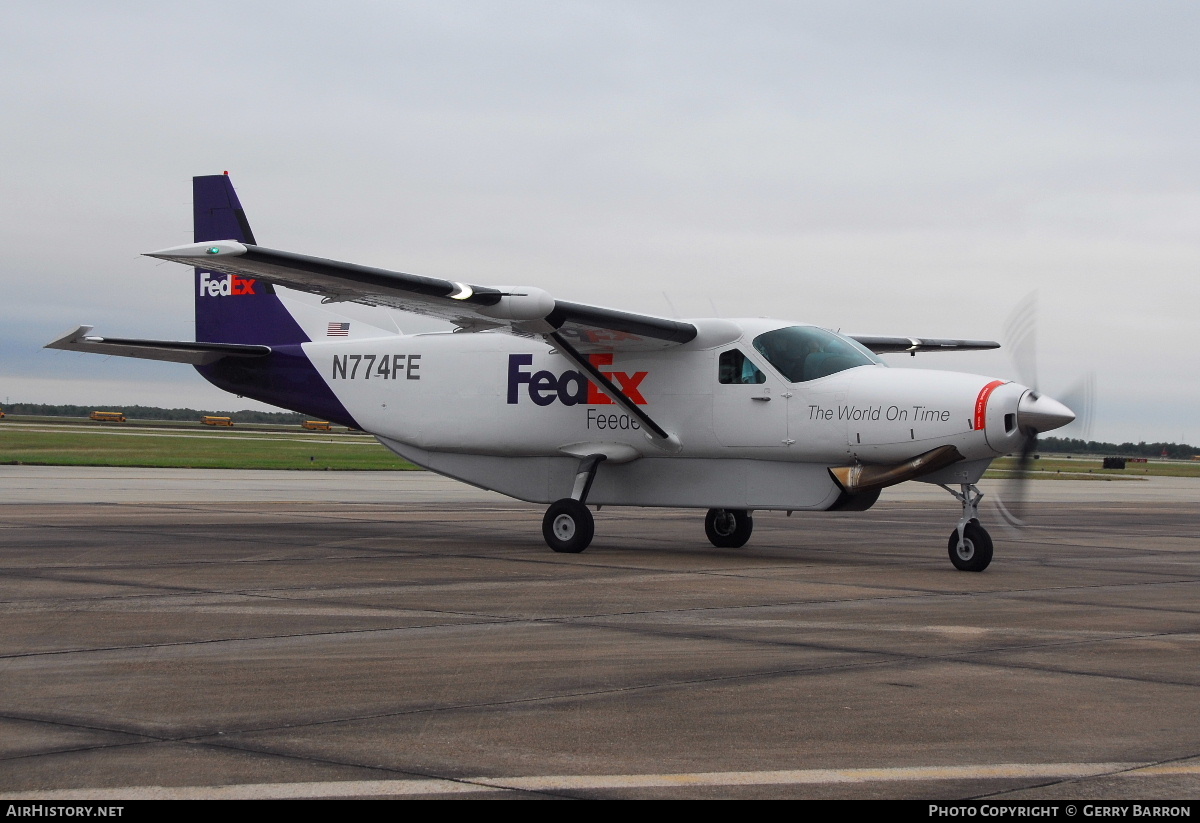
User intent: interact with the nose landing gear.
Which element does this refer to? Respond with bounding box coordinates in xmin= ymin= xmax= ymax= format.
xmin=939 ymin=482 xmax=993 ymax=572
xmin=948 ymin=519 xmax=993 ymax=571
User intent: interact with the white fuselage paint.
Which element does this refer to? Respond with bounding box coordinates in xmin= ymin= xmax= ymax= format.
xmin=299 ymin=318 xmax=1026 ymax=510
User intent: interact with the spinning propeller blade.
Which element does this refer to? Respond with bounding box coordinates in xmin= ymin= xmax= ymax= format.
xmin=1058 ymin=373 xmax=1096 ymax=442
xmin=996 ymin=425 xmax=1039 ymax=529
xmin=1003 ymin=292 xmax=1039 ymax=396
xmin=993 ymin=293 xmax=1086 ymax=532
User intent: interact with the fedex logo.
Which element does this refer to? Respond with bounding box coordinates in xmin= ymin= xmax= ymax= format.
xmin=199 ymin=271 xmax=258 ymax=297
xmin=507 ymin=354 xmax=648 ymax=407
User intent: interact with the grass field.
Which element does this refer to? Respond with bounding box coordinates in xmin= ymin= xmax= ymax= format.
xmin=9 ymin=414 xmax=327 ymax=433
xmin=4 ymin=419 xmax=1199 ymax=477
xmin=0 ymin=424 xmax=415 ymax=470
xmin=986 ymin=455 xmax=1200 ymax=479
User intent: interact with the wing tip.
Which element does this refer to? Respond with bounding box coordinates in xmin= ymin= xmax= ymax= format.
xmin=144 ymin=240 xmax=248 ymax=260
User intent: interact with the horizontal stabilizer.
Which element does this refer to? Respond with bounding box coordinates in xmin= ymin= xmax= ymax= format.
xmin=849 ymin=335 xmax=1000 ymax=355
xmin=45 ymin=326 xmax=271 ymax=365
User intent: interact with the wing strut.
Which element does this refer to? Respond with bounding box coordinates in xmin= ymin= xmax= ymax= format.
xmin=548 ymin=332 xmax=682 ymax=453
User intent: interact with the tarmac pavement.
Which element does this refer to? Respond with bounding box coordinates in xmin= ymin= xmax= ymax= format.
xmin=1 ymin=467 xmax=1198 ymax=799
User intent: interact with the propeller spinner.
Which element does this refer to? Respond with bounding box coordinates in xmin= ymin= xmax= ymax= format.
xmin=1016 ymin=392 xmax=1075 ymax=434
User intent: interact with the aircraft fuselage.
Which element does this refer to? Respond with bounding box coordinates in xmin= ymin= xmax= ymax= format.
xmin=210 ymin=317 xmax=1033 ymax=511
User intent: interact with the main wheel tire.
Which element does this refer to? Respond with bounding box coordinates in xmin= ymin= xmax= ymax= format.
xmin=948 ymin=519 xmax=993 ymax=572
xmin=543 ymin=498 xmax=594 ymax=553
xmin=704 ymin=508 xmax=753 ymax=548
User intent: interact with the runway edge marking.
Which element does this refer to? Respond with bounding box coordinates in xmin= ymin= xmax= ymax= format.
xmin=0 ymin=762 xmax=1156 ymax=799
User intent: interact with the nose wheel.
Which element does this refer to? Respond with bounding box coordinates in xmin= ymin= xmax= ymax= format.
xmin=948 ymin=519 xmax=993 ymax=572
xmin=939 ymin=482 xmax=993 ymax=572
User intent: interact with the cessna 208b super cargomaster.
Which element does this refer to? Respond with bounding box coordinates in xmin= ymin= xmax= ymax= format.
xmin=48 ymin=174 xmax=1075 ymax=571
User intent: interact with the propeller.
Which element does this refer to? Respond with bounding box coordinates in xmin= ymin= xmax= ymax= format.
xmin=1058 ymin=372 xmax=1096 ymax=443
xmin=1004 ymin=292 xmax=1039 ymax=398
xmin=993 ymin=293 xmax=1091 ymax=531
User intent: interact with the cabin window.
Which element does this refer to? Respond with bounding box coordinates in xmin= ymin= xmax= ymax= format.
xmin=718 ymin=349 xmax=766 ymax=384
xmin=752 ymin=326 xmax=880 ymax=383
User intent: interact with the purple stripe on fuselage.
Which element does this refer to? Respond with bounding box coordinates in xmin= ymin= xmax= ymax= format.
xmin=196 ymin=345 xmax=359 ymax=429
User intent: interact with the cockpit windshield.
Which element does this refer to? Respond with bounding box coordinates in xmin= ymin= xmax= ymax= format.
xmin=752 ymin=326 xmax=883 ymax=383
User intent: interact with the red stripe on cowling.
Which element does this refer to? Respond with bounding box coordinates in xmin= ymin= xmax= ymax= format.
xmin=973 ymin=380 xmax=1007 ymax=431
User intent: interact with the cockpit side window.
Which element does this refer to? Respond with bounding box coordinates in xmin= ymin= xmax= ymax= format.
xmin=752 ymin=326 xmax=881 ymax=383
xmin=718 ymin=349 xmax=766 ymax=384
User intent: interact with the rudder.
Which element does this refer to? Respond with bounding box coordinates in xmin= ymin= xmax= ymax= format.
xmin=194 ymin=173 xmax=258 ymax=245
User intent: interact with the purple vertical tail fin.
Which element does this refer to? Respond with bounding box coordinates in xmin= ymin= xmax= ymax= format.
xmin=190 ymin=174 xmax=359 ymax=427
xmin=193 ymin=174 xmax=308 ymax=346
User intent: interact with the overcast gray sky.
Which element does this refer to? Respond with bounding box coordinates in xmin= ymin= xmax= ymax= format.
xmin=2 ymin=1 xmax=1196 ymax=443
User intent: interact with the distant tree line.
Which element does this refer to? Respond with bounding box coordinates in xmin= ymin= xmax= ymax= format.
xmin=3 ymin=402 xmax=306 ymax=425
xmin=1039 ymin=437 xmax=1197 ymax=459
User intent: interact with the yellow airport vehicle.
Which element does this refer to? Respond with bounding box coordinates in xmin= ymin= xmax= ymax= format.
xmin=90 ymin=411 xmax=126 ymax=423
xmin=201 ymin=415 xmax=234 ymax=427
xmin=302 ymin=420 xmax=333 ymax=431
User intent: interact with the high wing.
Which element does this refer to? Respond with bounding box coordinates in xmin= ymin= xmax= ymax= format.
xmin=848 ymin=335 xmax=1000 ymax=355
xmin=146 ymin=241 xmax=697 ymax=353
xmin=46 ymin=325 xmax=271 ymax=365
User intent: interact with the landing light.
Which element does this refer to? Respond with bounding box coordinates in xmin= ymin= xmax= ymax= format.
xmin=448 ymin=282 xmax=473 ymax=300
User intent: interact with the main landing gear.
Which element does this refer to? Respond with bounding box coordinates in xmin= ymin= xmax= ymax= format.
xmin=542 ymin=499 xmax=594 ymax=553
xmin=540 ymin=455 xmax=760 ymax=554
xmin=939 ymin=482 xmax=993 ymax=572
xmin=542 ymin=455 xmax=605 ymax=553
xmin=704 ymin=508 xmax=753 ymax=548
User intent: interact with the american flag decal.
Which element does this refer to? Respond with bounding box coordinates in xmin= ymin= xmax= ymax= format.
xmin=327 ymin=322 xmax=350 ymax=337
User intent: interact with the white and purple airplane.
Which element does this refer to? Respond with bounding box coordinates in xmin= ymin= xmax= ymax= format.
xmin=48 ymin=174 xmax=1075 ymax=570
